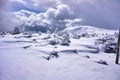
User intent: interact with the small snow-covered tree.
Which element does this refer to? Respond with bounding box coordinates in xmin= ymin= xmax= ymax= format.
xmin=12 ymin=27 xmax=20 ymax=35
xmin=49 ymin=34 xmax=59 ymax=45
xmin=59 ymin=32 xmax=71 ymax=46
xmin=97 ymin=33 xmax=117 ymax=53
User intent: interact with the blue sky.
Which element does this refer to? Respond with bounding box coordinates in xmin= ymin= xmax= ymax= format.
xmin=0 ymin=0 xmax=120 ymax=31
xmin=8 ymin=0 xmax=43 ymax=13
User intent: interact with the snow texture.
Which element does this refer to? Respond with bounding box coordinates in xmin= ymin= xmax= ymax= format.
xmin=0 ymin=26 xmax=120 ymax=80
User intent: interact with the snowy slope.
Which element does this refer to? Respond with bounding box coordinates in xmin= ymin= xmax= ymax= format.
xmin=63 ymin=26 xmax=117 ymax=35
xmin=0 ymin=28 xmax=120 ymax=80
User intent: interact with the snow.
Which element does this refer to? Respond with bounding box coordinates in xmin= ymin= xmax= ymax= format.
xmin=0 ymin=27 xmax=120 ymax=80
xmin=64 ymin=26 xmax=117 ymax=35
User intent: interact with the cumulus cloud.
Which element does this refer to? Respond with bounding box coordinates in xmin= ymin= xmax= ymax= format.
xmin=45 ymin=3 xmax=73 ymax=20
xmin=63 ymin=18 xmax=82 ymax=27
xmin=13 ymin=2 xmax=80 ymax=32
xmin=1 ymin=0 xmax=119 ymax=32
xmin=25 ymin=0 xmax=120 ymax=29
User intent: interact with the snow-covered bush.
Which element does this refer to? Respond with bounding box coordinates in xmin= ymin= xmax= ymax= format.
xmin=49 ymin=39 xmax=59 ymax=45
xmin=84 ymin=55 xmax=90 ymax=58
xmin=0 ymin=32 xmax=6 ymax=37
xmin=49 ymin=31 xmax=71 ymax=46
xmin=12 ymin=27 xmax=20 ymax=35
xmin=44 ymin=50 xmax=59 ymax=60
xmin=97 ymin=34 xmax=117 ymax=53
xmin=43 ymin=35 xmax=51 ymax=40
xmin=103 ymin=43 xmax=116 ymax=53
xmin=22 ymin=32 xmax=32 ymax=38
xmin=73 ymin=49 xmax=78 ymax=54
xmin=0 ymin=32 xmax=6 ymax=35
xmin=80 ymin=33 xmax=90 ymax=38
xmin=59 ymin=32 xmax=71 ymax=46
xmin=72 ymin=34 xmax=81 ymax=39
xmin=49 ymin=50 xmax=59 ymax=58
xmin=96 ymin=59 xmax=108 ymax=65
xmin=71 ymin=32 xmax=91 ymax=39
xmin=23 ymin=45 xmax=31 ymax=49
xmin=49 ymin=34 xmax=59 ymax=45
xmin=59 ymin=38 xmax=70 ymax=46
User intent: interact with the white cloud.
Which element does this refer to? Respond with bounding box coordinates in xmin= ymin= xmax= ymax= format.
xmin=45 ymin=8 xmax=56 ymax=19
xmin=3 ymin=0 xmax=119 ymax=32
xmin=55 ymin=4 xmax=73 ymax=20
xmin=63 ymin=18 xmax=82 ymax=23
xmin=63 ymin=18 xmax=82 ymax=27
xmin=12 ymin=2 xmax=82 ymax=32
xmin=25 ymin=0 xmax=120 ymax=29
xmin=44 ymin=3 xmax=73 ymax=20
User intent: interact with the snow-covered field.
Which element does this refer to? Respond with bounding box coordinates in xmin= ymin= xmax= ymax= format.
xmin=0 ymin=27 xmax=120 ymax=80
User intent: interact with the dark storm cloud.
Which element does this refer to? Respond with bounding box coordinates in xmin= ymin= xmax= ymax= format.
xmin=0 ymin=0 xmax=7 ymax=7
xmin=0 ymin=0 xmax=16 ymax=32
xmin=61 ymin=0 xmax=120 ymax=29
xmin=0 ymin=0 xmax=7 ymax=31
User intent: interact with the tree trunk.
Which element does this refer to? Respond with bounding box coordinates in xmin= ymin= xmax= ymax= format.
xmin=115 ymin=29 xmax=120 ymax=64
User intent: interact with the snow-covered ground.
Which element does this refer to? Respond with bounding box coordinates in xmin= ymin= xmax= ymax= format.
xmin=0 ymin=27 xmax=120 ymax=80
